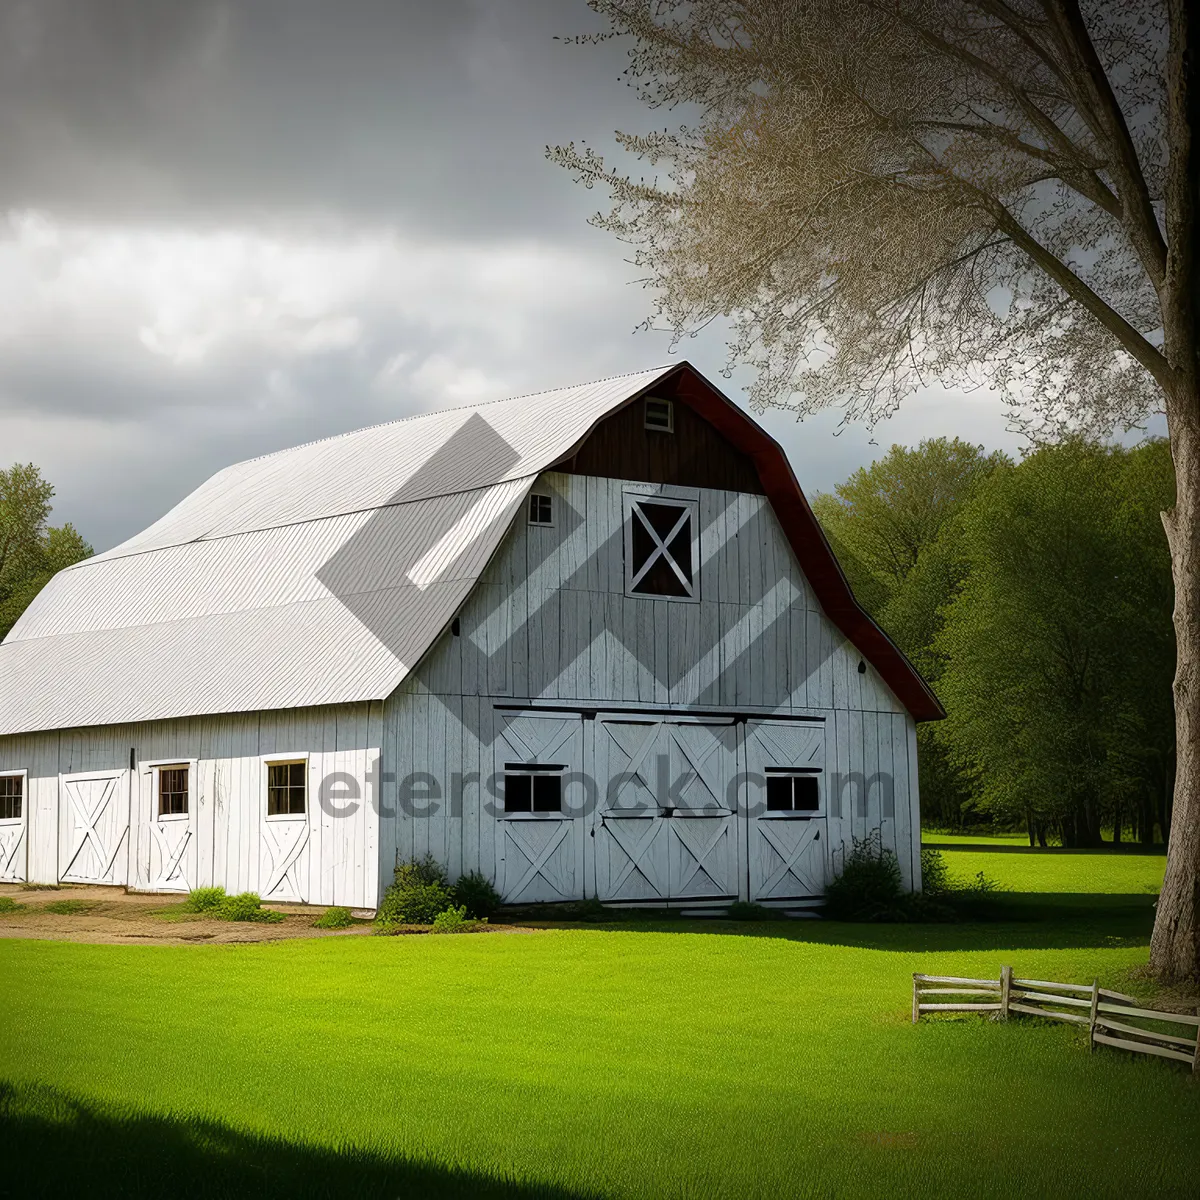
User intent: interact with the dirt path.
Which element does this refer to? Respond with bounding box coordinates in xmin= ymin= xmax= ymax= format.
xmin=0 ymin=884 xmax=374 ymax=946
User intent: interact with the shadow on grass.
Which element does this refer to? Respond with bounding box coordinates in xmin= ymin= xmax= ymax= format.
xmin=0 ymin=1081 xmax=594 ymax=1200
xmin=510 ymin=893 xmax=1156 ymax=953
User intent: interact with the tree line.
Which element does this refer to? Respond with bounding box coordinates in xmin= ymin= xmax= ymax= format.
xmin=0 ymin=464 xmax=92 ymax=642
xmin=815 ymin=437 xmax=1174 ymax=848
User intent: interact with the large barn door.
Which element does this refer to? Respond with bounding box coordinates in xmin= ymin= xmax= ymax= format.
xmin=744 ymin=722 xmax=828 ymax=903
xmin=593 ymin=715 xmax=740 ymax=904
xmin=493 ymin=712 xmax=585 ymax=904
xmin=59 ymin=769 xmax=130 ymax=885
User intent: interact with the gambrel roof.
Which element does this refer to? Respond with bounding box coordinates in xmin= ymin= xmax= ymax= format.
xmin=0 ymin=363 xmax=942 ymax=735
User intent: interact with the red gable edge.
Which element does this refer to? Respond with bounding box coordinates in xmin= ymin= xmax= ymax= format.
xmin=557 ymin=361 xmax=945 ymax=723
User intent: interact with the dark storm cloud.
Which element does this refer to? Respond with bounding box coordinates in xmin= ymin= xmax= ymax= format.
xmin=0 ymin=0 xmax=642 ymax=234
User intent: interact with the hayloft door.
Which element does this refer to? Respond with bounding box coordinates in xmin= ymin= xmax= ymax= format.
xmin=493 ymin=711 xmax=586 ymax=903
xmin=743 ymin=722 xmax=828 ymax=902
xmin=59 ymin=768 xmax=131 ymax=885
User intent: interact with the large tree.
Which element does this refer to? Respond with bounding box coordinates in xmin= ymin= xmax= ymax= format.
xmin=935 ymin=440 xmax=1175 ymax=847
xmin=552 ymin=1 xmax=1200 ymax=980
xmin=812 ymin=439 xmax=1008 ymax=831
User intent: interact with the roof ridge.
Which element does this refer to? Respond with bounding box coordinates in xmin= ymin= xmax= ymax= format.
xmin=230 ymin=362 xmax=679 ymax=470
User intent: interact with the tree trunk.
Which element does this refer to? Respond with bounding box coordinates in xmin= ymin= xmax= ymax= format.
xmin=1152 ymin=0 xmax=1200 ymax=983
xmin=1113 ymin=798 xmax=1122 ymax=846
xmin=1153 ymin=406 xmax=1200 ymax=980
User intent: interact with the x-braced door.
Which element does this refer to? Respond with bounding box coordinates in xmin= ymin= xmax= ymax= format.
xmin=743 ymin=721 xmax=828 ymax=902
xmin=59 ymin=769 xmax=130 ymax=885
xmin=592 ymin=715 xmax=740 ymax=903
xmin=493 ymin=711 xmax=586 ymax=903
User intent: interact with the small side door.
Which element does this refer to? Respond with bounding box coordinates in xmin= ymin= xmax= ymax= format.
xmin=144 ymin=761 xmax=197 ymax=893
xmin=743 ymin=721 xmax=828 ymax=903
xmin=0 ymin=770 xmax=28 ymax=883
xmin=59 ymin=768 xmax=130 ymax=885
xmin=493 ymin=711 xmax=586 ymax=903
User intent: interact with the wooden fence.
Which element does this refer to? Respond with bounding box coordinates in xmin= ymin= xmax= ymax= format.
xmin=913 ymin=966 xmax=1200 ymax=1073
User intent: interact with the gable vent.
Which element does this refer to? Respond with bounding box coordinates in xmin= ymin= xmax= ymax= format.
xmin=644 ymin=397 xmax=674 ymax=433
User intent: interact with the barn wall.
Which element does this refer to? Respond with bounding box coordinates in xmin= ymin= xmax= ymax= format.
xmin=0 ymin=703 xmax=381 ymax=907
xmin=379 ymin=472 xmax=921 ymax=901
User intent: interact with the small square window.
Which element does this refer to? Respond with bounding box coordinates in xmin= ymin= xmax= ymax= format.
xmin=503 ymin=766 xmax=563 ymax=814
xmin=0 ymin=774 xmax=23 ymax=821
xmin=644 ymin=397 xmax=673 ymax=432
xmin=268 ymin=761 xmax=307 ymax=816
xmin=528 ymin=493 xmax=553 ymax=526
xmin=626 ymin=496 xmax=697 ymax=599
xmin=764 ymin=772 xmax=821 ymax=813
xmin=158 ymin=765 xmax=189 ymax=816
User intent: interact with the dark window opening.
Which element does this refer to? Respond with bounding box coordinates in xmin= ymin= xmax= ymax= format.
xmin=0 ymin=774 xmax=22 ymax=821
xmin=268 ymin=761 xmax=307 ymax=816
xmin=528 ymin=493 xmax=553 ymax=525
xmin=629 ymin=499 xmax=695 ymax=598
xmin=158 ymin=765 xmax=189 ymax=816
xmin=644 ymin=398 xmax=674 ymax=432
xmin=503 ymin=766 xmax=564 ymax=814
xmin=764 ymin=771 xmax=821 ymax=813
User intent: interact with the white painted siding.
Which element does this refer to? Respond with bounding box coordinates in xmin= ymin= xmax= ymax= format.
xmin=0 ymin=704 xmax=380 ymax=908
xmin=379 ymin=473 xmax=921 ymax=901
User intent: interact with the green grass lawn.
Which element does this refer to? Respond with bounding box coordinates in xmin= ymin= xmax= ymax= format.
xmin=923 ymin=831 xmax=1030 ymax=845
xmin=2 ymin=868 xmax=1196 ymax=1200
xmin=940 ymin=847 xmax=1166 ymax=894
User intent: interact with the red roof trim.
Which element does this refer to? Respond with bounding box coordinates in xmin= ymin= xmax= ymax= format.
xmin=651 ymin=363 xmax=944 ymax=722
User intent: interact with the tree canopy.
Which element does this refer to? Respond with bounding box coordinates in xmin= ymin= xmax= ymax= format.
xmin=0 ymin=463 xmax=92 ymax=642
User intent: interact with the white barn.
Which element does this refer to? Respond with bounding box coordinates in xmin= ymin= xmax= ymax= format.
xmin=0 ymin=364 xmax=942 ymax=911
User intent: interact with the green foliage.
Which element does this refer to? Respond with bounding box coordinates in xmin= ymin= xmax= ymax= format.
xmin=0 ymin=463 xmax=92 ymax=641
xmin=182 ymin=887 xmax=228 ymax=914
xmin=919 ymin=847 xmax=952 ymax=896
xmin=42 ymin=899 xmax=94 ymax=915
xmin=934 ymin=440 xmax=1175 ymax=845
xmin=452 ymin=871 xmax=503 ymax=920
xmin=217 ymin=893 xmax=285 ymax=923
xmin=376 ymin=856 xmax=456 ymax=928
xmin=824 ymin=832 xmax=910 ymax=922
xmin=430 ymin=905 xmax=488 ymax=934
xmin=313 ymin=906 xmax=354 ymax=930
xmin=0 ymin=896 xmax=24 ymax=914
xmin=726 ymin=901 xmax=773 ymax=921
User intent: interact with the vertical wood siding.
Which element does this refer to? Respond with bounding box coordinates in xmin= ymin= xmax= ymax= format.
xmin=381 ymin=472 xmax=922 ymax=898
xmin=0 ymin=704 xmax=380 ymax=908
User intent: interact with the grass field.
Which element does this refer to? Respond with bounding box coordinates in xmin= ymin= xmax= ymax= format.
xmin=939 ymin=847 xmax=1166 ymax=894
xmin=1 ymin=856 xmax=1195 ymax=1200
xmin=922 ymin=831 xmax=1031 ymax=845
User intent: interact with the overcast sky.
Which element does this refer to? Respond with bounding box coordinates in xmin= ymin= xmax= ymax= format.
xmin=0 ymin=0 xmax=1031 ymax=553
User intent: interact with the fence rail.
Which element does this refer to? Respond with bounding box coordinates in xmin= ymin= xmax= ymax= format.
xmin=912 ymin=967 xmax=1199 ymax=1074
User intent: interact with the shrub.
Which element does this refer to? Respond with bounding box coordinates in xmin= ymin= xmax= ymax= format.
xmin=0 ymin=896 xmax=24 ymax=914
xmin=430 ymin=905 xmax=488 ymax=934
xmin=727 ymin=901 xmax=773 ymax=921
xmin=452 ymin=871 xmax=503 ymax=920
xmin=217 ymin=892 xmax=285 ymax=923
xmin=313 ymin=906 xmax=354 ymax=929
xmin=376 ymin=856 xmax=455 ymax=927
xmin=824 ymin=832 xmax=910 ymax=921
xmin=182 ymin=886 xmax=227 ymax=914
xmin=920 ymin=848 xmax=953 ymax=896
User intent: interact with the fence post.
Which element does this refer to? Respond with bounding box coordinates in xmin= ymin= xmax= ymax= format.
xmin=1000 ymin=965 xmax=1012 ymax=1021
xmin=912 ymin=975 xmax=920 ymax=1024
xmin=1193 ymin=1023 xmax=1199 ymax=1076
xmin=1088 ymin=979 xmax=1099 ymax=1053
